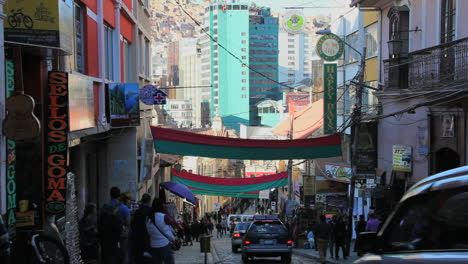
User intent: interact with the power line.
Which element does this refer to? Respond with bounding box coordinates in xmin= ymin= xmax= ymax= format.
xmin=173 ymin=0 xmax=306 ymax=91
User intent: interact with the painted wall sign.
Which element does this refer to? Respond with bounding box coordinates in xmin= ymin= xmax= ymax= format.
xmin=316 ymin=33 xmax=344 ymax=61
xmin=44 ymin=72 xmax=69 ymax=214
xmin=5 ymin=60 xmax=17 ymax=232
xmin=109 ymin=83 xmax=141 ymax=127
xmin=392 ymin=145 xmax=412 ymax=172
xmin=283 ymin=9 xmax=305 ymax=34
xmin=323 ymin=64 xmax=337 ymax=134
xmin=324 ymin=163 xmax=351 ymax=182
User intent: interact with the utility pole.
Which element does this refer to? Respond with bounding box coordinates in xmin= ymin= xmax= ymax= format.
xmin=287 ymin=111 xmax=294 ymax=201
xmin=347 ymin=47 xmax=367 ymax=255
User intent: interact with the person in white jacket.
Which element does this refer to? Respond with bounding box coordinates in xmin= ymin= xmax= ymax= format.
xmin=146 ymin=199 xmax=176 ymax=264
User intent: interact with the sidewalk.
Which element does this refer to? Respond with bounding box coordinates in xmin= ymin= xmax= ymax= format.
xmin=174 ymin=242 xmax=216 ymax=264
xmin=293 ymin=242 xmax=360 ymax=264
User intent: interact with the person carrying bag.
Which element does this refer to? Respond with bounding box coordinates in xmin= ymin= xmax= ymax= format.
xmin=146 ymin=199 xmax=177 ymax=264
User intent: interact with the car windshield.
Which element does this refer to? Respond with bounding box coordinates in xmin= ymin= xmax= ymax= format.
xmin=235 ymin=222 xmax=250 ymax=231
xmin=385 ymin=189 xmax=468 ymax=252
xmin=249 ymin=221 xmax=287 ymax=234
xmin=230 ymin=216 xmax=241 ymax=222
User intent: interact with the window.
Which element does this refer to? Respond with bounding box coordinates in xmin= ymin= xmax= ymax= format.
xmin=366 ymin=23 xmax=378 ymax=57
xmin=242 ymin=56 xmax=246 ymax=60
xmin=288 ymin=51 xmax=294 ymax=54
xmin=123 ymin=39 xmax=131 ymax=81
xmin=441 ymin=0 xmax=456 ymax=44
xmin=288 ymin=73 xmax=294 ymax=77
xmin=288 ymin=62 xmax=295 ymax=66
xmin=242 ymin=71 xmax=246 ymax=75
xmin=171 ymin=104 xmax=179 ymax=109
xmin=288 ymin=44 xmax=294 ymax=48
xmin=241 ymin=5 xmax=248 ymax=10
xmin=73 ymin=3 xmax=84 ymax=73
xmin=385 ymin=190 xmax=468 ymax=252
xmin=251 ymin=57 xmax=276 ymax=63
xmin=288 ymin=56 xmax=295 ymax=60
xmin=242 ymin=79 xmax=247 ymax=83
xmin=233 ymin=5 xmax=240 ymax=10
xmin=242 ymin=40 xmax=247 ymax=44
xmin=345 ymin=32 xmax=359 ymax=63
xmin=145 ymin=38 xmax=150 ymax=77
xmin=288 ymin=39 xmax=294 ymax=42
xmin=242 ymin=94 xmax=247 ymax=98
xmin=242 ymin=87 xmax=247 ymax=90
xmin=241 ymin=48 xmax=246 ymax=52
xmin=241 ymin=32 xmax=246 ymax=36
xmin=104 ymin=24 xmax=114 ymax=80
xmin=250 ymin=49 xmax=277 ymax=55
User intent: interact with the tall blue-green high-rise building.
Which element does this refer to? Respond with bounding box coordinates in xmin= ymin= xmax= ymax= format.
xmin=202 ymin=2 xmax=279 ymax=131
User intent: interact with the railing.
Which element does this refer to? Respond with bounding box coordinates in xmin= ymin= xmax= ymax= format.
xmin=384 ymin=37 xmax=468 ymax=90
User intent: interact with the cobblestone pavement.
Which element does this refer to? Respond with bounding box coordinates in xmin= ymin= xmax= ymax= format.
xmin=174 ymin=241 xmax=215 ymax=264
xmin=210 ymin=235 xmax=324 ymax=264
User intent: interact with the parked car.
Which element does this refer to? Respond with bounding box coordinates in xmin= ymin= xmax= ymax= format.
xmin=231 ymin=222 xmax=251 ymax=253
xmin=241 ymin=215 xmax=292 ymax=264
xmin=356 ymin=166 xmax=468 ymax=263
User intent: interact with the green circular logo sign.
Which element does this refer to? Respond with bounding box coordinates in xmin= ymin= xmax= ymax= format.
xmin=316 ymin=33 xmax=344 ymax=61
xmin=284 ymin=11 xmax=305 ymax=34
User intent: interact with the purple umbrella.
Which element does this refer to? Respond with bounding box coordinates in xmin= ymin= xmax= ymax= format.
xmin=160 ymin=181 xmax=196 ymax=204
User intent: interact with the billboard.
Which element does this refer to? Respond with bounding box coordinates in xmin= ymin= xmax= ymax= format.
xmin=109 ymin=83 xmax=140 ymax=127
xmin=68 ymin=74 xmax=95 ymax=131
xmin=283 ymin=9 xmax=305 ymax=34
xmin=5 ymin=0 xmax=73 ymax=53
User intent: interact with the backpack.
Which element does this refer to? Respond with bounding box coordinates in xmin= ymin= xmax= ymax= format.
xmin=98 ymin=203 xmax=123 ymax=242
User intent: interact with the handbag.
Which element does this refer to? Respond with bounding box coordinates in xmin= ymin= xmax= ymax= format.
xmin=151 ymin=214 xmax=181 ymax=251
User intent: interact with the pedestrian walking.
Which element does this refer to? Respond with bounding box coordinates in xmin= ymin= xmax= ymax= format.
xmin=354 ymin=214 xmax=367 ymax=253
xmin=192 ymin=221 xmax=200 ymax=242
xmin=221 ymin=219 xmax=228 ymax=236
xmin=306 ymin=228 xmax=315 ymax=249
xmin=366 ymin=213 xmax=381 ymax=232
xmin=313 ymin=215 xmax=332 ymax=264
xmin=216 ymin=222 xmax=222 ymax=238
xmin=129 ymin=193 xmax=153 ymax=264
xmin=184 ymin=223 xmax=193 ymax=246
xmin=328 ymin=216 xmax=336 ymax=259
xmin=146 ymin=198 xmax=176 ymax=264
xmin=79 ymin=203 xmax=99 ymax=264
xmin=334 ymin=216 xmax=347 ymax=259
xmin=207 ymin=221 xmax=214 ymax=235
xmin=99 ymin=187 xmax=131 ymax=264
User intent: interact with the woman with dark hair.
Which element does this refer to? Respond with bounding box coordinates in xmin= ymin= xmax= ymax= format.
xmin=79 ymin=203 xmax=99 ymax=264
xmin=146 ymin=199 xmax=176 ymax=264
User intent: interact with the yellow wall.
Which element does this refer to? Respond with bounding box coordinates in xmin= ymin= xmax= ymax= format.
xmin=365 ymin=57 xmax=379 ymax=82
xmin=363 ymin=11 xmax=379 ymax=27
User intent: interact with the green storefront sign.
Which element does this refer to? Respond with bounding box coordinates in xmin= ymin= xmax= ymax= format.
xmin=324 ymin=64 xmax=337 ymax=134
xmin=316 ymin=33 xmax=344 ymax=62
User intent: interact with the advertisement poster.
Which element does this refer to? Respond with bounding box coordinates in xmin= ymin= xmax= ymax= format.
xmin=283 ymin=9 xmax=305 ymax=34
xmin=44 ymin=72 xmax=69 ymax=214
xmin=259 ymin=189 xmax=270 ymax=199
xmin=68 ymin=74 xmax=95 ymax=131
xmin=5 ymin=0 xmax=72 ymax=52
xmin=324 ymin=163 xmax=351 ymax=182
xmin=418 ymin=126 xmax=429 ymax=155
xmin=109 ymin=83 xmax=140 ymax=127
xmin=392 ymin=145 xmax=412 ymax=172
xmin=323 ymin=64 xmax=337 ymax=134
xmin=356 ymin=122 xmax=378 ymax=178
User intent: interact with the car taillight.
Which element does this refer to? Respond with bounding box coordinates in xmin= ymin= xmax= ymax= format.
xmin=233 ymin=233 xmax=241 ymax=237
xmin=287 ymin=240 xmax=293 ymax=245
xmin=244 ymin=240 xmax=251 ymax=245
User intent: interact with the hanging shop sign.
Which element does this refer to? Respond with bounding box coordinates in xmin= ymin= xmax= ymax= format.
xmin=324 ymin=64 xmax=337 ymax=134
xmin=259 ymin=189 xmax=270 ymax=199
xmin=392 ymin=145 xmax=412 ymax=172
xmin=324 ymin=163 xmax=351 ymax=182
xmin=418 ymin=126 xmax=429 ymax=155
xmin=68 ymin=74 xmax=95 ymax=131
xmin=140 ymin=85 xmax=167 ymax=105
xmin=4 ymin=0 xmax=73 ymax=54
xmin=109 ymin=83 xmax=141 ymax=127
xmin=356 ymin=122 xmax=378 ymax=179
xmin=284 ymin=9 xmax=305 ymax=34
xmin=5 ymin=60 xmax=17 ymax=232
xmin=316 ymin=33 xmax=345 ymax=61
xmin=44 ymin=72 xmax=69 ymax=214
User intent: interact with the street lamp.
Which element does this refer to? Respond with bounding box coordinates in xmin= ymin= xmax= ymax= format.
xmin=388 ymin=38 xmax=403 ymax=58
xmin=316 ymin=28 xmax=367 ymax=256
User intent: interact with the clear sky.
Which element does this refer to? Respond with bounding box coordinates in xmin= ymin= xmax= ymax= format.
xmin=193 ymin=0 xmax=349 ymax=17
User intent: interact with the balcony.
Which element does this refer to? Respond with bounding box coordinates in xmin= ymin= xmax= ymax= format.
xmin=384 ymin=37 xmax=468 ymax=91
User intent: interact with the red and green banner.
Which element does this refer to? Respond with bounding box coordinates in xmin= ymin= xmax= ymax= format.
xmin=172 ymin=169 xmax=287 ymax=198
xmin=152 ymin=126 xmax=341 ymax=160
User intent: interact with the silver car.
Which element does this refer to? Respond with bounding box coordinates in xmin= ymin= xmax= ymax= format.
xmin=357 ymin=166 xmax=468 ymax=263
xmin=231 ymin=222 xmax=251 ymax=253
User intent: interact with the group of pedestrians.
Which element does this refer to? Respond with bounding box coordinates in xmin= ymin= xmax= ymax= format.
xmin=307 ymin=213 xmax=382 ymax=264
xmin=78 ymin=186 xmax=202 ymax=264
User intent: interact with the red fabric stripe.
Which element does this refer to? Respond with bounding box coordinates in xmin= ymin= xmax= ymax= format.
xmin=188 ymin=186 xmax=260 ymax=194
xmin=173 ymin=168 xmax=287 ymax=185
xmin=152 ymin=126 xmax=341 ymax=148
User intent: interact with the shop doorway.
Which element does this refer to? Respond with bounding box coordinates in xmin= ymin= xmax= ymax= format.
xmin=435 ymin=148 xmax=460 ymax=173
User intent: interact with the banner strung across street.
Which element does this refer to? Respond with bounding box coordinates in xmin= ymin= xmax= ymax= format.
xmin=152 ymin=126 xmax=342 ymax=160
